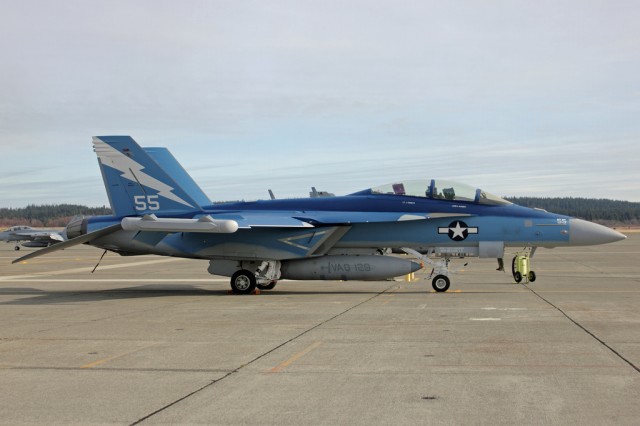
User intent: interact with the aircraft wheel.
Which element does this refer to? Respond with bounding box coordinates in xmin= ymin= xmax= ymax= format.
xmin=257 ymin=281 xmax=277 ymax=290
xmin=514 ymin=271 xmax=523 ymax=283
xmin=528 ymin=271 xmax=536 ymax=282
xmin=432 ymin=275 xmax=450 ymax=292
xmin=511 ymin=256 xmax=517 ymax=279
xmin=14 ymin=246 xmax=20 ymax=251
xmin=230 ymin=270 xmax=256 ymax=294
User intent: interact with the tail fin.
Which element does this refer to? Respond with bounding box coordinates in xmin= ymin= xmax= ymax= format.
xmin=143 ymin=147 xmax=212 ymax=208
xmin=93 ymin=136 xmax=203 ymax=217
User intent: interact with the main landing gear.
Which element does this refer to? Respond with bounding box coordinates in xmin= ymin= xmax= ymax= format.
xmin=401 ymin=248 xmax=463 ymax=293
xmin=511 ymin=248 xmax=537 ymax=284
xmin=230 ymin=270 xmax=257 ymax=294
xmin=257 ymin=281 xmax=277 ymax=290
xmin=431 ymin=274 xmax=450 ymax=292
xmin=229 ymin=261 xmax=280 ymax=294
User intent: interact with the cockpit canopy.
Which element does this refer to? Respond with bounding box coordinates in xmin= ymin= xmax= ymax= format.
xmin=366 ymin=179 xmax=511 ymax=206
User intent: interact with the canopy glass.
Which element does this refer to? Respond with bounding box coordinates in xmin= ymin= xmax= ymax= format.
xmin=369 ymin=179 xmax=511 ymax=206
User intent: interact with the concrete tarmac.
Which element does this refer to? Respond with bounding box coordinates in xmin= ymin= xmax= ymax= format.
xmin=0 ymin=236 xmax=639 ymax=425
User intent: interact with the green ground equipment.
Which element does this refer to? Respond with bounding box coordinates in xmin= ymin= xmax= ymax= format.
xmin=511 ymin=251 xmax=537 ymax=283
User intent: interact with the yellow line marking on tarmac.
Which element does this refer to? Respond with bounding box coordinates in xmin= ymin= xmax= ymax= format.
xmin=80 ymin=345 xmax=156 ymax=369
xmin=270 ymin=341 xmax=323 ymax=373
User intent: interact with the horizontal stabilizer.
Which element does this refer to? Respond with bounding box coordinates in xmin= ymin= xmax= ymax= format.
xmin=12 ymin=224 xmax=122 ymax=264
xmin=121 ymin=214 xmax=239 ymax=233
xmin=15 ymin=231 xmax=65 ymax=240
xmin=32 ymin=233 xmax=65 ymax=242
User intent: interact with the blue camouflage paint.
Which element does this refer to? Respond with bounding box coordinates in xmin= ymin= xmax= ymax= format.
xmin=94 ymin=136 xmax=203 ymax=217
xmin=144 ymin=147 xmax=211 ymax=208
xmin=84 ymin=136 xmax=573 ymax=260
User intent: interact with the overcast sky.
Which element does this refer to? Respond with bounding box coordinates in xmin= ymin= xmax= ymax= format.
xmin=1 ymin=0 xmax=639 ymax=208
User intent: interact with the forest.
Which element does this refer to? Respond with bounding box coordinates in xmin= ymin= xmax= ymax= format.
xmin=1 ymin=198 xmax=638 ymax=228
xmin=504 ymin=197 xmax=640 ymax=226
xmin=0 ymin=204 xmax=112 ymax=227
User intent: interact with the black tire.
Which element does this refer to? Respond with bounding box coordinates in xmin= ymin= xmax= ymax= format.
xmin=511 ymin=256 xmax=517 ymax=279
xmin=514 ymin=271 xmax=522 ymax=283
xmin=432 ymin=275 xmax=450 ymax=292
xmin=14 ymin=246 xmax=20 ymax=251
xmin=528 ymin=271 xmax=536 ymax=282
xmin=257 ymin=281 xmax=277 ymax=290
xmin=230 ymin=270 xmax=256 ymax=294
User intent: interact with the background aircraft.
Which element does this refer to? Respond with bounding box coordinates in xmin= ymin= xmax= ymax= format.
xmin=13 ymin=136 xmax=626 ymax=293
xmin=1 ymin=226 xmax=66 ymax=250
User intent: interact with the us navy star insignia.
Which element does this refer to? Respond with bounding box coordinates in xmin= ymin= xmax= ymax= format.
xmin=438 ymin=220 xmax=478 ymax=241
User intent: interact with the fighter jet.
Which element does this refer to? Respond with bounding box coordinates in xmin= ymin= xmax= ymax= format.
xmin=13 ymin=136 xmax=626 ymax=293
xmin=1 ymin=226 xmax=66 ymax=250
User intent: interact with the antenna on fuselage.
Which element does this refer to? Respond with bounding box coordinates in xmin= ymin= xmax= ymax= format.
xmin=268 ymin=189 xmax=276 ymax=200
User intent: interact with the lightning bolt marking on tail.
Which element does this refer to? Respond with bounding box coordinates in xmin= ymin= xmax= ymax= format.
xmin=93 ymin=139 xmax=193 ymax=208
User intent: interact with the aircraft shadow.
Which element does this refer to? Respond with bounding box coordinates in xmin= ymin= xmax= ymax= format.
xmin=0 ymin=283 xmax=519 ymax=305
xmin=0 ymin=285 xmax=217 ymax=305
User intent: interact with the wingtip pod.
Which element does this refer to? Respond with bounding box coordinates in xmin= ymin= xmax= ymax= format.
xmin=121 ymin=215 xmax=238 ymax=234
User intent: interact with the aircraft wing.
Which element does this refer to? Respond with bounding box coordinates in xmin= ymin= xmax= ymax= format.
xmin=12 ymin=224 xmax=122 ymax=264
xmin=201 ymin=211 xmax=472 ymax=229
xmin=304 ymin=211 xmax=472 ymax=225
xmin=210 ymin=211 xmax=472 ymax=228
xmin=99 ymin=211 xmax=473 ymax=235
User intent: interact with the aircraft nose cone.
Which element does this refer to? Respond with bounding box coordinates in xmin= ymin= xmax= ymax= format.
xmin=569 ymin=219 xmax=627 ymax=246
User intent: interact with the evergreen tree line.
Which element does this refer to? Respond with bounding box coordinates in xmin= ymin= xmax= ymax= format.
xmin=1 ymin=199 xmax=639 ymax=227
xmin=505 ymin=197 xmax=640 ymax=225
xmin=0 ymin=204 xmax=112 ymax=227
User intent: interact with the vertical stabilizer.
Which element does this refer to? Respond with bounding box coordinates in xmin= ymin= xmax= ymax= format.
xmin=144 ymin=147 xmax=212 ymax=208
xmin=93 ymin=136 xmax=203 ymax=217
